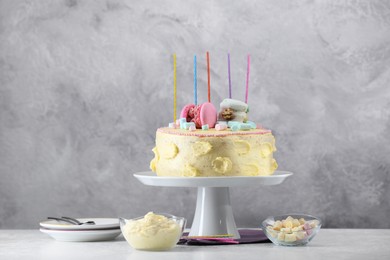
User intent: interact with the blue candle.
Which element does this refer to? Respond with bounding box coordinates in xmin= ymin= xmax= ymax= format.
xmin=228 ymin=53 xmax=232 ymax=99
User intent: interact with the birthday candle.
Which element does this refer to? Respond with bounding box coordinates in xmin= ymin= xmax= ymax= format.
xmin=228 ymin=53 xmax=232 ymax=99
xmin=245 ymin=54 xmax=250 ymax=104
xmin=207 ymin=52 xmax=211 ymax=103
xmin=173 ymin=53 xmax=177 ymax=121
xmin=194 ymin=55 xmax=197 ymax=105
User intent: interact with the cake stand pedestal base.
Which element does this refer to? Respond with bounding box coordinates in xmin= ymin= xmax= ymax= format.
xmin=190 ymin=187 xmax=239 ymax=238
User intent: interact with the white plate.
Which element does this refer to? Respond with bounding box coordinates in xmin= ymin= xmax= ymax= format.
xmin=40 ymin=218 xmax=119 ymax=230
xmin=134 ymin=171 xmax=293 ymax=187
xmin=40 ymin=228 xmax=121 ymax=242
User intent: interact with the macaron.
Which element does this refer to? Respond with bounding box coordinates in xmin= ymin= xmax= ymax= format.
xmin=220 ymin=98 xmax=248 ymax=112
xmin=180 ymin=104 xmax=196 ymax=122
xmin=199 ymin=102 xmax=217 ymax=128
xmin=180 ymin=102 xmax=217 ymax=129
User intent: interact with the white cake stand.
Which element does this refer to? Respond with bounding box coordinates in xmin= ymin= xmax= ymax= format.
xmin=134 ymin=171 xmax=292 ymax=239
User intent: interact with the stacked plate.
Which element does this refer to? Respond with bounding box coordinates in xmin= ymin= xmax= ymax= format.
xmin=39 ymin=218 xmax=121 ymax=242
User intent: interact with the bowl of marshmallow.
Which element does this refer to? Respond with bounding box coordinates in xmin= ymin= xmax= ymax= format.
xmin=261 ymin=214 xmax=321 ymax=246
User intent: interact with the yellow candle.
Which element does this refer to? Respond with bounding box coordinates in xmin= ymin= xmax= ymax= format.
xmin=173 ymin=53 xmax=177 ymax=121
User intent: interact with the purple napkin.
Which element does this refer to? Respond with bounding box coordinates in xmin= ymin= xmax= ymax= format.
xmin=178 ymin=229 xmax=271 ymax=246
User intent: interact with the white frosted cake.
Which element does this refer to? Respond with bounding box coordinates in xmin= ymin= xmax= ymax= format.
xmin=150 ymin=127 xmax=277 ymax=177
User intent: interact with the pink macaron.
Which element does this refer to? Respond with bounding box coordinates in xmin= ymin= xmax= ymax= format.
xmin=180 ymin=104 xmax=196 ymax=122
xmin=180 ymin=102 xmax=217 ymax=129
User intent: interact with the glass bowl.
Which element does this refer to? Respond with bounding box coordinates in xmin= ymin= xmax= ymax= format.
xmin=119 ymin=212 xmax=186 ymax=251
xmin=261 ymin=214 xmax=321 ymax=246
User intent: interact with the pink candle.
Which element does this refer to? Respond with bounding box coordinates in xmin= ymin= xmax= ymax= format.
xmin=207 ymin=52 xmax=211 ymax=103
xmin=245 ymin=55 xmax=250 ymax=104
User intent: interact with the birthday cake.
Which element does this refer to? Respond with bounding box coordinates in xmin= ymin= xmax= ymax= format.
xmin=150 ymin=99 xmax=278 ymax=177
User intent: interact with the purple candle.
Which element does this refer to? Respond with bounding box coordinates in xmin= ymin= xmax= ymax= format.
xmin=228 ymin=53 xmax=232 ymax=99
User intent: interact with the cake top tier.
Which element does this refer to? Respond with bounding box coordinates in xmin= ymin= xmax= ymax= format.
xmin=158 ymin=127 xmax=271 ymax=137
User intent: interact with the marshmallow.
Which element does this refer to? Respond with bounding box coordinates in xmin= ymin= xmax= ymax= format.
xmin=284 ymin=233 xmax=297 ymax=242
xmin=189 ymin=125 xmax=196 ymax=131
xmin=168 ymin=122 xmax=176 ymax=129
xmin=217 ymin=121 xmax=228 ymax=126
xmin=246 ymin=121 xmax=257 ymax=129
xmin=273 ymin=220 xmax=283 ymax=231
xmin=303 ymin=222 xmax=311 ymax=230
xmin=215 ymin=124 xmax=227 ymax=131
xmin=228 ymin=121 xmax=240 ymax=128
xmin=310 ymin=220 xmax=320 ymax=228
xmin=285 ymin=216 xmax=294 ymax=222
xmin=231 ymin=124 xmax=239 ymax=131
xmin=266 ymin=226 xmax=277 ymax=238
xmin=292 ymin=219 xmax=301 ymax=228
xmin=284 ymin=220 xmax=293 ymax=229
xmin=180 ymin=118 xmax=187 ymax=129
xmin=202 ymin=124 xmax=209 ymax=130
xmin=238 ymin=123 xmax=252 ymax=130
xmin=292 ymin=226 xmax=303 ymax=232
xmin=228 ymin=121 xmax=251 ymax=131
xmin=183 ymin=122 xmax=195 ymax=130
xmin=295 ymin=231 xmax=307 ymax=240
xmin=281 ymin=227 xmax=292 ymax=233
xmin=277 ymin=232 xmax=285 ymax=241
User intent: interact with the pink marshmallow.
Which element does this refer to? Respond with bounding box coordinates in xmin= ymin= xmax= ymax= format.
xmin=215 ymin=124 xmax=227 ymax=131
xmin=169 ymin=122 xmax=181 ymax=129
xmin=303 ymin=223 xmax=311 ymax=230
xmin=189 ymin=125 xmax=196 ymax=131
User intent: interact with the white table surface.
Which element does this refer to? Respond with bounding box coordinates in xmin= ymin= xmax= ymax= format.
xmin=1 ymin=229 xmax=389 ymax=260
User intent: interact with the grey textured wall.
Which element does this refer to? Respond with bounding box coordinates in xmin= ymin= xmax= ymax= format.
xmin=1 ymin=0 xmax=389 ymax=229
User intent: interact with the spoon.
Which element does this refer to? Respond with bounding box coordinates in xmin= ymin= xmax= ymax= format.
xmin=47 ymin=217 xmax=95 ymax=225
xmin=47 ymin=217 xmax=79 ymax=225
xmin=61 ymin=216 xmax=95 ymax=225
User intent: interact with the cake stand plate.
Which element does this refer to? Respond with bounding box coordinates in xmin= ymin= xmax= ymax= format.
xmin=134 ymin=171 xmax=292 ymax=239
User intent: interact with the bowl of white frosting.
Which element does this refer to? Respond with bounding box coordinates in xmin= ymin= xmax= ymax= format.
xmin=120 ymin=212 xmax=186 ymax=251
